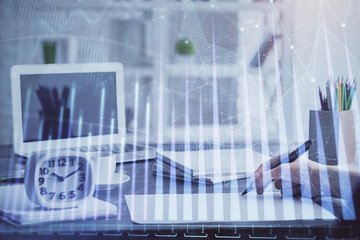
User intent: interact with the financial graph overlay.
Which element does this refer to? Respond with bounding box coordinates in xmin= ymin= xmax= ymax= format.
xmin=0 ymin=0 xmax=360 ymax=230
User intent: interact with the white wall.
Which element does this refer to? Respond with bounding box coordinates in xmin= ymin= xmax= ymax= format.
xmin=282 ymin=0 xmax=360 ymax=142
xmin=1 ymin=0 xmax=359 ymax=146
xmin=0 ymin=0 xmax=116 ymax=145
xmin=0 ymin=0 xmax=276 ymax=145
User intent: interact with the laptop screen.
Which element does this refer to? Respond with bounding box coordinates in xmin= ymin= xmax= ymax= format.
xmin=19 ymin=72 xmax=118 ymax=142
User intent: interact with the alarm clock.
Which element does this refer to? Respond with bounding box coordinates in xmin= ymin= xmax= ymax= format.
xmin=24 ymin=150 xmax=95 ymax=209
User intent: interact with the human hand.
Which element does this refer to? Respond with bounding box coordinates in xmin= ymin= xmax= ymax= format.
xmin=252 ymin=153 xmax=329 ymax=199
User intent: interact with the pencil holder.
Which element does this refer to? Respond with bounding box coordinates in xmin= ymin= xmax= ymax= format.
xmin=308 ymin=110 xmax=355 ymax=165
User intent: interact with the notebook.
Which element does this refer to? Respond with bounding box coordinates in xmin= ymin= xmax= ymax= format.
xmin=154 ymin=149 xmax=270 ymax=184
xmin=0 ymin=185 xmax=117 ymax=226
xmin=10 ymin=63 xmax=156 ymax=163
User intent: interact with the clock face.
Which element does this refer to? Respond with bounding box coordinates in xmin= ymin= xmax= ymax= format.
xmin=36 ymin=156 xmax=92 ymax=203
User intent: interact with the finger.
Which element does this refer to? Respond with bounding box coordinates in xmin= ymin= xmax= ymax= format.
xmin=274 ymin=179 xmax=282 ymax=190
xmin=254 ymin=170 xmax=264 ymax=195
xmin=275 ymin=180 xmax=302 ymax=197
xmin=253 ymin=162 xmax=267 ymax=195
xmin=288 ymin=159 xmax=302 ymax=183
xmin=255 ymin=151 xmax=293 ymax=178
xmin=254 ymin=164 xmax=283 ymax=195
xmin=269 ymin=150 xmax=295 ymax=169
xmin=255 ymin=155 xmax=282 ymax=174
xmin=255 ymin=169 xmax=273 ymax=195
xmin=268 ymin=154 xmax=283 ymax=169
xmin=253 ymin=155 xmax=284 ymax=195
xmin=254 ymin=153 xmax=295 ymax=195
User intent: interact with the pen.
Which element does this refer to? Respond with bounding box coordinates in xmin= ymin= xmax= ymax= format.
xmin=338 ymin=78 xmax=341 ymax=111
xmin=335 ymin=80 xmax=339 ymax=111
xmin=341 ymin=78 xmax=345 ymax=111
xmin=348 ymin=80 xmax=357 ymax=110
xmin=318 ymin=87 xmax=324 ymax=110
xmin=326 ymin=79 xmax=332 ymax=110
xmin=241 ymin=139 xmax=313 ymax=196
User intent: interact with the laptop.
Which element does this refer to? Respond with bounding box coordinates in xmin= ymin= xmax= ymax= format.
xmin=10 ymin=62 xmax=156 ymax=162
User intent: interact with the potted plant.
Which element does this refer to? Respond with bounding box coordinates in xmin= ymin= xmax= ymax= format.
xmin=175 ymin=38 xmax=196 ymax=55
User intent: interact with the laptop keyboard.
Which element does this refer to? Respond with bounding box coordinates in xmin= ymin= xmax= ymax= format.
xmin=2 ymin=227 xmax=359 ymax=239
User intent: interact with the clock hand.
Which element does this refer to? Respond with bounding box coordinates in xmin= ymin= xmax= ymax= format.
xmin=51 ymin=173 xmax=64 ymax=182
xmin=63 ymin=168 xmax=81 ymax=180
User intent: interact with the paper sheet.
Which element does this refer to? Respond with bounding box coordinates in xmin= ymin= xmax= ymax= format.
xmin=125 ymin=192 xmax=336 ymax=224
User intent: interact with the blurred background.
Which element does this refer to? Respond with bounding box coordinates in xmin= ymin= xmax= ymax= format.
xmin=0 ymin=0 xmax=359 ymax=147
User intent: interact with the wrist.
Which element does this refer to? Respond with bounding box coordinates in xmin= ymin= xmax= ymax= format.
xmin=323 ymin=165 xmax=341 ymax=198
xmin=307 ymin=161 xmax=337 ymax=198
